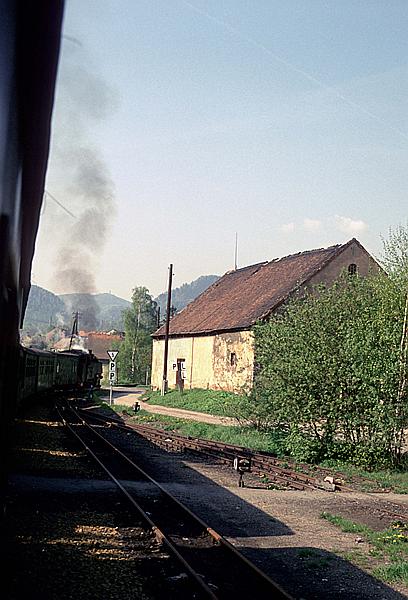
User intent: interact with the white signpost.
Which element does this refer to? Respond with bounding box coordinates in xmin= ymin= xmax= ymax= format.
xmin=107 ymin=350 xmax=118 ymax=405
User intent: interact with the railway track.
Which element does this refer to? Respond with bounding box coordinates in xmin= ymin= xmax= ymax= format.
xmin=77 ymin=406 xmax=373 ymax=492
xmin=58 ymin=402 xmax=292 ymax=599
xmin=76 ymin=405 xmax=408 ymax=523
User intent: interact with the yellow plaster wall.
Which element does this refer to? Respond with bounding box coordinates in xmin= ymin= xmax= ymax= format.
xmin=151 ymin=330 xmax=254 ymax=393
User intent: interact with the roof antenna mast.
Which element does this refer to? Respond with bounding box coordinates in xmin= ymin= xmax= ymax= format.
xmin=234 ymin=232 xmax=238 ymax=271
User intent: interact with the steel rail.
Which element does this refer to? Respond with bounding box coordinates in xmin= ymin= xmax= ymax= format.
xmin=116 ymin=418 xmax=408 ymax=521
xmin=78 ymin=408 xmax=406 ymax=501
xmin=78 ymin=408 xmax=322 ymax=490
xmin=57 ymin=404 xmax=217 ymax=599
xmin=59 ymin=403 xmax=292 ymax=599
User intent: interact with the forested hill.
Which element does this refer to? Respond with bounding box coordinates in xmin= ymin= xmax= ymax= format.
xmin=23 ymin=287 xmax=131 ymax=333
xmin=155 ymin=275 xmax=219 ymax=314
xmin=24 ymin=275 xmax=220 ymax=333
xmin=23 ymin=285 xmax=67 ymax=332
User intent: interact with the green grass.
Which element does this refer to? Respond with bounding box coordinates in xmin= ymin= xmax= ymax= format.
xmin=142 ymin=388 xmax=243 ymax=417
xmin=319 ymin=459 xmax=408 ymax=494
xmin=374 ymin=562 xmax=408 ymax=585
xmin=97 ymin=394 xmax=408 ymax=494
xmin=112 ymin=409 xmax=287 ymax=454
xmin=321 ymin=512 xmax=408 ymax=586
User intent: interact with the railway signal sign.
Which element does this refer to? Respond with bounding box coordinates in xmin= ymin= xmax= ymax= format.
xmin=107 ymin=350 xmax=118 ymax=405
xmin=109 ymin=360 xmax=116 ymax=381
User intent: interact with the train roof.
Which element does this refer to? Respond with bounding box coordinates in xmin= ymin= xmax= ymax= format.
xmin=22 ymin=347 xmax=92 ymax=359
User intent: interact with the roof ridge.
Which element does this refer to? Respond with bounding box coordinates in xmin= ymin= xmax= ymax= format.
xmin=225 ymin=261 xmax=268 ymax=275
xmin=225 ymin=242 xmax=343 ymax=274
xmin=257 ymin=240 xmax=351 ymax=321
xmin=152 ymin=238 xmax=364 ymax=338
xmin=269 ymin=243 xmax=341 ymax=264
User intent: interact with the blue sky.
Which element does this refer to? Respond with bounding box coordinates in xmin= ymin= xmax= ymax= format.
xmin=33 ymin=0 xmax=408 ymax=299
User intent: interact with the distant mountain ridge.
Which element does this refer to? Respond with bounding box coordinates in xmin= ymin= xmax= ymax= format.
xmin=154 ymin=275 xmax=220 ymax=314
xmin=23 ymin=285 xmax=67 ymax=331
xmin=23 ymin=287 xmax=131 ymax=333
xmin=24 ymin=274 xmax=220 ymax=334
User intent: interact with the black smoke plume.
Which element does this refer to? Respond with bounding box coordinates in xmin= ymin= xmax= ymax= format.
xmin=49 ymin=40 xmax=118 ymax=332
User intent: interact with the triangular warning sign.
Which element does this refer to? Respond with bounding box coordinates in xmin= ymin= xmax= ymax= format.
xmin=107 ymin=350 xmax=119 ymax=361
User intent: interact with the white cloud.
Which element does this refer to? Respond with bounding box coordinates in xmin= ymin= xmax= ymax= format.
xmin=281 ymin=222 xmax=295 ymax=233
xmin=303 ymin=218 xmax=322 ymax=232
xmin=335 ymin=215 xmax=368 ymax=235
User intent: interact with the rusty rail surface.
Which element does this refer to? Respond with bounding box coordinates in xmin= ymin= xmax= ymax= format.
xmin=60 ymin=402 xmax=292 ymax=600
xmin=78 ymin=404 xmax=401 ymax=494
xmin=77 ymin=406 xmax=340 ymax=491
xmin=77 ymin=405 xmax=408 ymax=525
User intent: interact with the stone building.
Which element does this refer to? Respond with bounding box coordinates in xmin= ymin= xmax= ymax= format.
xmin=151 ymin=238 xmax=380 ymax=393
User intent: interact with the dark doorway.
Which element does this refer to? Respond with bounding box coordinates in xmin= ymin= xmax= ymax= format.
xmin=176 ymin=358 xmax=185 ymax=391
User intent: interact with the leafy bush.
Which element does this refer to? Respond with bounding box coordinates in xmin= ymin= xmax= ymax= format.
xmin=253 ymin=272 xmax=407 ymax=468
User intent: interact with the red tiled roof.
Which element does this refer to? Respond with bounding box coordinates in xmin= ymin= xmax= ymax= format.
xmin=85 ymin=332 xmax=123 ymax=361
xmin=153 ymin=240 xmax=355 ymax=337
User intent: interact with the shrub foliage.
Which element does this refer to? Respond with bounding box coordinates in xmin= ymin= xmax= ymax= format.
xmin=253 ymin=273 xmax=407 ymax=468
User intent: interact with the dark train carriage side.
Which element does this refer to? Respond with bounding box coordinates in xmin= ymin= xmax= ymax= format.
xmin=18 ymin=347 xmax=40 ymax=401
xmin=0 ymin=2 xmax=64 ymax=499
xmin=18 ymin=347 xmax=61 ymax=401
xmin=66 ymin=349 xmax=102 ymax=388
xmin=54 ymin=351 xmax=80 ymax=389
xmin=18 ymin=347 xmax=102 ymax=404
xmin=84 ymin=352 xmax=103 ymax=387
xmin=19 ymin=348 xmax=57 ymax=400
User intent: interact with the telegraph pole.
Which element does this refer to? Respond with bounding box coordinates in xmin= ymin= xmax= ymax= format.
xmin=396 ymin=290 xmax=408 ymax=459
xmin=161 ymin=263 xmax=173 ymax=396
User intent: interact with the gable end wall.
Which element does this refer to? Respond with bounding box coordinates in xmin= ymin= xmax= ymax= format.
xmin=306 ymin=240 xmax=380 ymax=288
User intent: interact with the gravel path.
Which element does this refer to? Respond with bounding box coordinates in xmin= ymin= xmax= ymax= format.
xmin=101 ymin=388 xmax=237 ymax=425
xmin=103 ymin=424 xmax=408 ymax=600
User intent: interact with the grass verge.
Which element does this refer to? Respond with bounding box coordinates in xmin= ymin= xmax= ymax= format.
xmin=321 ymin=512 xmax=408 ymax=586
xmin=111 ymin=408 xmax=287 ymax=455
xmin=320 ymin=460 xmax=408 ymax=494
xmin=141 ymin=388 xmax=243 ymax=417
xmin=98 ymin=395 xmax=408 ymax=494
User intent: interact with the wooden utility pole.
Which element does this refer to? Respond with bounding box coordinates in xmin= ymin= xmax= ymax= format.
xmin=398 ymin=290 xmax=408 ymax=399
xmin=396 ymin=289 xmax=408 ymax=459
xmin=161 ymin=263 xmax=173 ymax=396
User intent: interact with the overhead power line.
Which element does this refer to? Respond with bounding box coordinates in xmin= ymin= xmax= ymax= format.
xmin=44 ymin=190 xmax=77 ymax=219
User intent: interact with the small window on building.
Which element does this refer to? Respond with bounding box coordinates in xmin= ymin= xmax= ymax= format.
xmin=230 ymin=352 xmax=237 ymax=367
xmin=348 ymin=263 xmax=357 ymax=275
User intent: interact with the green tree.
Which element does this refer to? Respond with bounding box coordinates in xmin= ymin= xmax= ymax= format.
xmin=117 ymin=287 xmax=158 ymax=384
xmin=252 ymin=273 xmax=406 ymax=468
xmin=382 ymin=223 xmax=408 ymax=459
xmin=381 ymin=221 xmax=408 ymax=283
